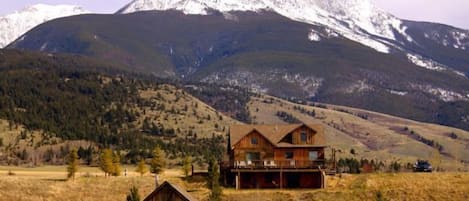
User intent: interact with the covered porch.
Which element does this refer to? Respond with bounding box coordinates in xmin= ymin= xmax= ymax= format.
xmin=229 ymin=169 xmax=326 ymax=189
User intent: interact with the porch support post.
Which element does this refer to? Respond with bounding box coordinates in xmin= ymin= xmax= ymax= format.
xmin=236 ymin=171 xmax=240 ymax=190
xmin=279 ymin=168 xmax=283 ymax=189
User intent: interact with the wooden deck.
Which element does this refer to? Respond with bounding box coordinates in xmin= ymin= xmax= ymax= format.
xmin=230 ymin=168 xmax=322 ymax=172
xmin=224 ymin=159 xmax=329 ymax=170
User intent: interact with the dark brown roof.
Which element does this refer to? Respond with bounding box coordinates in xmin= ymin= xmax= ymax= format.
xmin=143 ymin=181 xmax=197 ymax=201
xmin=229 ymin=123 xmax=326 ymax=149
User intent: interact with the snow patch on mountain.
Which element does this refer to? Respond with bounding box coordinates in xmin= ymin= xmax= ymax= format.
xmin=406 ymin=53 xmax=446 ymax=71
xmin=308 ymin=30 xmax=321 ymax=41
xmin=388 ymin=90 xmax=408 ymax=96
xmin=0 ymin=4 xmax=89 ymax=48
xmin=222 ymin=12 xmax=239 ymax=21
xmin=39 ymin=42 xmax=48 ymax=51
xmin=345 ymin=80 xmax=374 ymax=93
xmin=422 ymin=29 xmax=469 ymax=50
xmin=451 ymin=31 xmax=468 ymax=50
xmin=201 ymin=69 xmax=323 ymax=97
xmin=412 ymin=84 xmax=468 ymax=102
xmin=324 ymin=28 xmax=339 ymax=38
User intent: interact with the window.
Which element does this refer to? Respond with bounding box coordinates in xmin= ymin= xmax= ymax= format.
xmin=251 ymin=137 xmax=258 ymax=145
xmin=246 ymin=152 xmax=260 ymax=161
xmin=309 ymin=151 xmax=318 ymax=160
xmin=300 ymin=132 xmax=307 ymax=143
xmin=300 ymin=128 xmax=308 ymax=143
xmin=285 ymin=151 xmax=294 ymax=159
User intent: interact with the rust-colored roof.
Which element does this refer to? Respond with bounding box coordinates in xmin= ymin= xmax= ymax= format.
xmin=143 ymin=181 xmax=197 ymax=201
xmin=229 ymin=123 xmax=326 ymax=149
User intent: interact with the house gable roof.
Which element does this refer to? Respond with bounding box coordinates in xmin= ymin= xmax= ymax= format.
xmin=231 ymin=128 xmax=277 ymax=148
xmin=229 ymin=123 xmax=325 ymax=149
xmin=143 ymin=181 xmax=197 ymax=201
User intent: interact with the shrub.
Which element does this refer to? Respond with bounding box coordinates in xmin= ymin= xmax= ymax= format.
xmin=126 ymin=186 xmax=140 ymax=201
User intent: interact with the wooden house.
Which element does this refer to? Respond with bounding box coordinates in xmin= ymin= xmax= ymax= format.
xmin=222 ymin=123 xmax=329 ymax=189
xmin=143 ymin=181 xmax=197 ymax=201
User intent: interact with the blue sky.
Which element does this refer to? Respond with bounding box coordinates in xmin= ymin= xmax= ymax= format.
xmin=1 ymin=0 xmax=468 ymax=29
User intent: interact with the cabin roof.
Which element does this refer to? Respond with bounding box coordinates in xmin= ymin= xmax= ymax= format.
xmin=229 ymin=123 xmax=326 ymax=149
xmin=143 ymin=181 xmax=197 ymax=201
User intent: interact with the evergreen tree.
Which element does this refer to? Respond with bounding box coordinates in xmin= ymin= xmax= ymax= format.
xmin=208 ymin=158 xmax=222 ymax=201
xmin=136 ymin=159 xmax=148 ymax=176
xmin=150 ymin=146 xmax=165 ymax=175
xmin=99 ymin=149 xmax=113 ymax=177
xmin=126 ymin=186 xmax=140 ymax=201
xmin=67 ymin=149 xmax=79 ymax=180
xmin=182 ymin=156 xmax=192 ymax=178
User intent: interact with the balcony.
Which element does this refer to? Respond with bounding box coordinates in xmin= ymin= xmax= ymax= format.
xmin=227 ymin=159 xmax=327 ymax=170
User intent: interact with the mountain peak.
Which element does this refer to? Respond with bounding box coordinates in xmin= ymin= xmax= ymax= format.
xmin=117 ymin=0 xmax=402 ymax=53
xmin=0 ymin=4 xmax=89 ymax=48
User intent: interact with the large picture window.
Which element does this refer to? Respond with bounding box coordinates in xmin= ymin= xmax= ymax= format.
xmin=246 ymin=152 xmax=260 ymax=161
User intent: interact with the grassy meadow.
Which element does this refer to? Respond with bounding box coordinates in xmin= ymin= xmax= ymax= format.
xmin=248 ymin=95 xmax=469 ymax=170
xmin=0 ymin=166 xmax=468 ymax=201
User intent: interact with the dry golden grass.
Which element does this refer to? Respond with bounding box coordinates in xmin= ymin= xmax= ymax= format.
xmin=248 ymin=95 xmax=469 ymax=170
xmin=136 ymin=84 xmax=239 ymax=138
xmin=223 ymin=173 xmax=469 ymax=201
xmin=0 ymin=166 xmax=209 ymax=201
xmin=1 ymin=166 xmax=468 ymax=201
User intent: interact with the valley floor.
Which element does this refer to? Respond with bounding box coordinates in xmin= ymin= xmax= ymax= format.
xmin=0 ymin=166 xmax=468 ymax=201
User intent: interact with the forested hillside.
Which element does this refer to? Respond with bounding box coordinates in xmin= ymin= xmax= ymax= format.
xmin=0 ymin=50 xmax=235 ymax=165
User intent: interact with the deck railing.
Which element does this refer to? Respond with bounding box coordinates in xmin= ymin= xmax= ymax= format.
xmin=228 ymin=159 xmax=327 ymax=169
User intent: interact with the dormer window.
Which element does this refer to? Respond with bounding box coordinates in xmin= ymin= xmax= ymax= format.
xmin=300 ymin=129 xmax=308 ymax=143
xmin=300 ymin=132 xmax=307 ymax=143
xmin=251 ymin=137 xmax=258 ymax=145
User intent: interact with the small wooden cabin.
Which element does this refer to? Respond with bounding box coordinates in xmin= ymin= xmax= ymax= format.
xmin=222 ymin=123 xmax=329 ymax=189
xmin=143 ymin=181 xmax=197 ymax=201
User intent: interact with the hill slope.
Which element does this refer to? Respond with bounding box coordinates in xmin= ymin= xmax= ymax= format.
xmin=0 ymin=50 xmax=237 ymax=164
xmin=7 ymin=11 xmax=469 ymax=130
xmin=249 ymin=94 xmax=469 ymax=170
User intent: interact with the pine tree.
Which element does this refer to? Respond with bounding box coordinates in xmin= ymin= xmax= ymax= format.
xmin=182 ymin=156 xmax=192 ymax=178
xmin=150 ymin=146 xmax=165 ymax=175
xmin=67 ymin=149 xmax=79 ymax=180
xmin=208 ymin=158 xmax=222 ymax=201
xmin=99 ymin=149 xmax=113 ymax=177
xmin=126 ymin=186 xmax=140 ymax=201
xmin=136 ymin=159 xmax=148 ymax=176
xmin=207 ymin=158 xmax=215 ymax=188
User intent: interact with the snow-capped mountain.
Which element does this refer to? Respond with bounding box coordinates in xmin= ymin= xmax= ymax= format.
xmin=0 ymin=4 xmax=89 ymax=48
xmin=117 ymin=0 xmax=408 ymax=53
xmin=117 ymin=0 xmax=469 ymax=73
